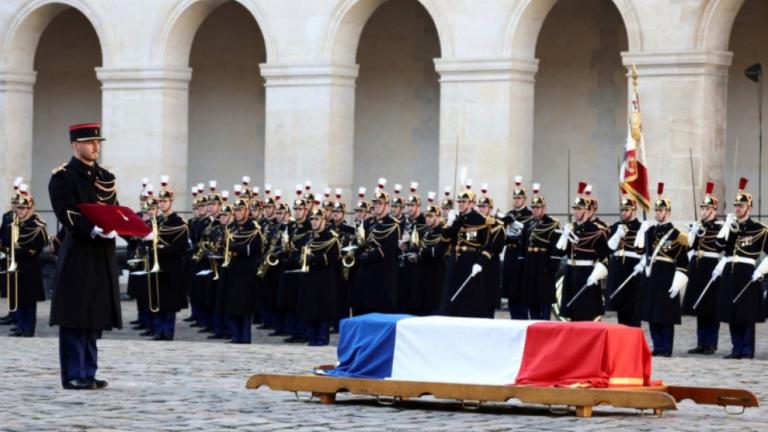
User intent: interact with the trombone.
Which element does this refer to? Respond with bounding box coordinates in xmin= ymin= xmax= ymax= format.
xmin=5 ymin=213 xmax=19 ymax=312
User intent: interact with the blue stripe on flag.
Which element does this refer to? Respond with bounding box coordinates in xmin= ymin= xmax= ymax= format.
xmin=326 ymin=313 xmax=413 ymax=379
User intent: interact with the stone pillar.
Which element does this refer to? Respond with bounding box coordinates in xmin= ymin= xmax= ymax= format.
xmin=260 ymin=63 xmax=359 ymax=200
xmin=622 ymin=51 xmax=732 ymax=221
xmin=435 ymin=58 xmax=539 ymax=212
xmin=96 ymin=67 xmax=192 ymax=210
xmin=0 ymin=70 xmax=36 ymax=206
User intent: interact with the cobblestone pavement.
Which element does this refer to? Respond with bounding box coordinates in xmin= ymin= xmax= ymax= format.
xmin=0 ymin=301 xmax=766 ymax=431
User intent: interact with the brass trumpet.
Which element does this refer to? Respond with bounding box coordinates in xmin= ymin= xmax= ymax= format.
xmin=341 ymin=245 xmax=357 ymax=268
xmin=222 ymin=227 xmax=233 ymax=268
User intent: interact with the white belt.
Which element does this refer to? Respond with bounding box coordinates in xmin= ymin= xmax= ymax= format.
xmin=652 ymin=256 xmax=674 ymax=264
xmin=568 ymin=259 xmax=594 ymax=267
xmin=726 ymin=256 xmax=756 ymax=266
xmin=613 ymin=250 xmax=641 ymax=260
xmin=695 ymin=251 xmax=721 ymax=260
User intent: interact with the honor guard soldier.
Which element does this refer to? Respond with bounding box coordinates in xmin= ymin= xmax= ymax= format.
xmin=502 ymin=176 xmax=533 ymax=319
xmin=556 ymin=182 xmax=610 ymax=321
xmin=330 ymin=190 xmax=356 ymax=324
xmin=48 ymin=123 xmax=119 ymax=390
xmin=682 ymin=182 xmax=724 ymax=354
xmin=3 ymin=192 xmax=48 ymax=337
xmin=299 ymin=208 xmax=341 ymax=346
xmin=636 ymin=183 xmax=689 ymax=357
xmin=1 ymin=177 xmax=24 ymax=327
xmin=205 ymin=191 xmax=231 ymax=339
xmin=716 ymin=177 xmax=766 ymax=359
xmin=182 ymin=183 xmax=205 ymax=324
xmin=440 ymin=181 xmax=494 ymax=318
xmin=193 ymin=182 xmax=222 ymax=333
xmin=399 ymin=182 xmax=428 ymax=315
xmin=604 ymin=194 xmax=642 ymax=327
xmin=412 ymin=193 xmax=448 ymax=314
xmin=279 ymin=187 xmax=312 ymax=343
xmin=146 ymin=178 xmax=189 ymax=341
xmin=352 ymin=179 xmax=400 ymax=315
xmin=219 ymin=192 xmax=262 ymax=344
xmin=322 ymin=188 xmax=335 ymax=222
xmin=520 ymin=184 xmax=561 ymax=320
xmin=252 ymin=184 xmax=266 ymax=223
xmin=265 ymin=191 xmax=292 ymax=337
xmin=477 ymin=184 xmax=505 ymax=318
xmin=256 ymin=187 xmax=280 ymax=331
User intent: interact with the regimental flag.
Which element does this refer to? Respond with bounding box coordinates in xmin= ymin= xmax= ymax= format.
xmin=620 ymin=64 xmax=651 ymax=210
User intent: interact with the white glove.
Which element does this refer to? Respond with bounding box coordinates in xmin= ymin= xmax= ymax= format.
xmin=101 ymin=230 xmax=118 ymax=239
xmin=91 ymin=225 xmax=104 ymax=239
xmin=586 ymin=261 xmax=608 ymax=286
xmin=471 ymin=263 xmax=483 ymax=276
xmin=687 ymin=222 xmax=701 ymax=247
xmin=446 ymin=210 xmax=457 ymax=226
xmin=556 ymin=224 xmax=572 ymax=250
xmin=712 ymin=257 xmax=726 ymax=279
xmin=633 ymin=256 xmax=646 ymax=275
xmin=607 ymin=225 xmax=627 ymax=250
xmin=634 ymin=220 xmax=654 ymax=249
xmin=752 ymin=257 xmax=768 ymax=281
xmin=512 ymin=220 xmax=524 ymax=230
xmin=669 ymin=271 xmax=688 ymax=299
xmin=143 ymin=232 xmax=155 ymax=242
xmin=400 ymin=232 xmax=410 ymax=243
xmin=717 ymin=213 xmax=735 ymax=240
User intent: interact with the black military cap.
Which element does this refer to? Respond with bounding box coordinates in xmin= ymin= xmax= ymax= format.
xmin=69 ymin=123 xmax=105 ymax=143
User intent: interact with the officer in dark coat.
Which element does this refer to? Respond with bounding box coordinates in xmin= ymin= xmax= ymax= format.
xmin=400 ymin=183 xmax=428 ymax=315
xmin=501 ymin=176 xmax=533 ymax=319
xmin=520 ymin=184 xmax=561 ymax=320
xmin=716 ymin=177 xmax=766 ymax=359
xmin=3 ymin=193 xmax=47 ymax=336
xmin=279 ymin=188 xmax=312 ymax=342
xmin=557 ymin=182 xmax=610 ymax=321
xmin=390 ymin=184 xmax=408 ymax=312
xmin=193 ymin=184 xmax=221 ymax=334
xmin=412 ymin=194 xmax=448 ymax=314
xmin=48 ymin=123 xmax=120 ymax=390
xmin=682 ymin=182 xmax=724 ymax=354
xmin=148 ymin=180 xmax=190 ymax=340
xmin=477 ymin=186 xmax=505 ymax=318
xmin=298 ymin=208 xmax=341 ymax=346
xmin=440 ymin=183 xmax=494 ymax=318
xmin=220 ymin=194 xmax=262 ymax=344
xmin=604 ymin=195 xmax=642 ymax=327
xmin=353 ymin=179 xmax=400 ymax=315
xmin=636 ymin=183 xmax=689 ymax=357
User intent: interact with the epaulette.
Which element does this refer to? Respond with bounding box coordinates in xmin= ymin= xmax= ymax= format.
xmin=51 ymin=162 xmax=67 ymax=174
xmin=676 ymin=231 xmax=688 ymax=247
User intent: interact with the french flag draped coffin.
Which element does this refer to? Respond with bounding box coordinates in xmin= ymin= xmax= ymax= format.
xmin=327 ymin=314 xmax=651 ymax=388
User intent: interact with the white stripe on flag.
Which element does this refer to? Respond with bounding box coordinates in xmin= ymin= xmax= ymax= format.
xmin=390 ymin=316 xmax=534 ymax=385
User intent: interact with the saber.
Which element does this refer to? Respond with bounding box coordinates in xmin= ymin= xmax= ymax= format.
xmin=609 ymin=270 xmax=639 ymax=300
xmin=732 ymin=279 xmax=757 ymax=304
xmin=450 ymin=271 xmax=480 ymax=303
xmin=692 ymin=276 xmax=719 ymax=310
xmin=565 ymin=282 xmax=593 ymax=308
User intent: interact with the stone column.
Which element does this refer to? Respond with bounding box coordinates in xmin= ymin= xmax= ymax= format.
xmin=435 ymin=58 xmax=539 ymax=212
xmin=622 ymin=51 xmax=732 ymax=221
xmin=0 ymin=70 xmax=36 ymax=206
xmin=96 ymin=67 xmax=192 ymax=210
xmin=260 ymin=63 xmax=358 ymax=201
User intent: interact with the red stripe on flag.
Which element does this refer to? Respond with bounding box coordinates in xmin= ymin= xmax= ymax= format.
xmin=514 ymin=322 xmax=652 ymax=388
